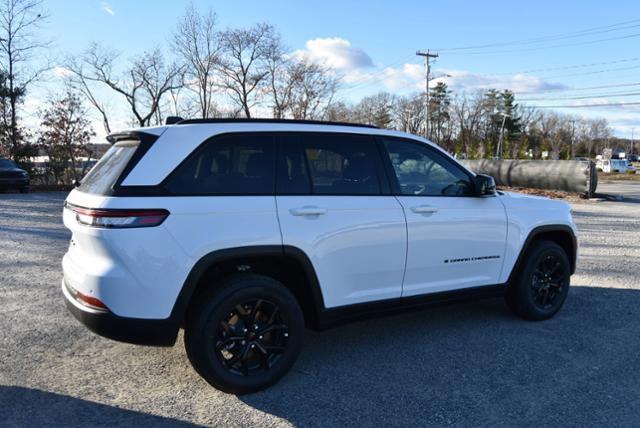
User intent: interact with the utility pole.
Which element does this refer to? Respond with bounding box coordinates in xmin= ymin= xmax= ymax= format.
xmin=496 ymin=112 xmax=509 ymax=159
xmin=416 ymin=50 xmax=438 ymax=140
xmin=569 ymin=119 xmax=576 ymax=159
xmin=632 ymin=127 xmax=635 ymax=156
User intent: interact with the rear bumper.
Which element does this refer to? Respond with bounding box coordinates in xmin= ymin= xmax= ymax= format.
xmin=62 ymin=279 xmax=179 ymax=347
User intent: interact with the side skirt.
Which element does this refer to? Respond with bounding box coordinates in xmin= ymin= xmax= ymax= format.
xmin=314 ymin=283 xmax=507 ymax=330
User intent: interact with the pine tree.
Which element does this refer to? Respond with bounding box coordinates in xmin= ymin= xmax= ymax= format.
xmin=429 ymin=82 xmax=452 ymax=147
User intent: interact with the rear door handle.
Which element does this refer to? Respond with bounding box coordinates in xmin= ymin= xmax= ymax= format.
xmin=410 ymin=205 xmax=438 ymax=214
xmin=290 ymin=206 xmax=328 ymax=216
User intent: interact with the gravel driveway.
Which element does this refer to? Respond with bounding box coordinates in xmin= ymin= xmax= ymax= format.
xmin=1 ymin=186 xmax=639 ymax=427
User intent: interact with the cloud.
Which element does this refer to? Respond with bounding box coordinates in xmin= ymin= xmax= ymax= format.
xmin=52 ymin=66 xmax=72 ymax=78
xmin=101 ymin=2 xmax=115 ymax=16
xmin=433 ymin=69 xmax=567 ymax=94
xmin=294 ymin=37 xmax=373 ymax=71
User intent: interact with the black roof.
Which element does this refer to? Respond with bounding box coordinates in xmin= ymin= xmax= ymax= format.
xmin=175 ymin=118 xmax=378 ymax=129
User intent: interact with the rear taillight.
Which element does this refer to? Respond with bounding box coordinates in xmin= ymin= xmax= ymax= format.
xmin=65 ymin=202 xmax=169 ymax=228
xmin=65 ymin=281 xmax=109 ymax=312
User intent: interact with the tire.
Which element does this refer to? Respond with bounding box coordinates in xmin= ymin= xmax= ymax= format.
xmin=184 ymin=273 xmax=304 ymax=394
xmin=505 ymin=240 xmax=571 ymax=321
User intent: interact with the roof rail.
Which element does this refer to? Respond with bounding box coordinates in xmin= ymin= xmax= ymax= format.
xmin=176 ymin=118 xmax=379 ymax=129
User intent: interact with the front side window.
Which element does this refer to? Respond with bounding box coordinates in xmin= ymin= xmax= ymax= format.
xmin=166 ymin=134 xmax=276 ymax=195
xmin=278 ymin=133 xmax=383 ymax=195
xmin=383 ymin=139 xmax=473 ymax=196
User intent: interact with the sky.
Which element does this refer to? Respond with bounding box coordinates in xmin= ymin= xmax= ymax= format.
xmin=26 ymin=0 xmax=640 ymax=140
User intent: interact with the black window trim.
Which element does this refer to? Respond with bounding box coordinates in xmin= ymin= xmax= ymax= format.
xmin=375 ymin=135 xmax=479 ymax=198
xmin=124 ymin=130 xmax=396 ymax=198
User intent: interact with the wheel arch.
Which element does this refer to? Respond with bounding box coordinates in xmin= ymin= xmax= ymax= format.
xmin=169 ymin=245 xmax=326 ymax=329
xmin=508 ymin=225 xmax=578 ymax=284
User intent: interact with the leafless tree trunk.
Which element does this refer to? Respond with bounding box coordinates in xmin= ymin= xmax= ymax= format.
xmin=217 ymin=23 xmax=276 ymax=118
xmin=0 ymin=0 xmax=49 ymax=158
xmin=286 ymin=59 xmax=339 ymax=120
xmin=173 ymin=3 xmax=220 ymax=118
xmin=68 ymin=44 xmax=185 ymax=128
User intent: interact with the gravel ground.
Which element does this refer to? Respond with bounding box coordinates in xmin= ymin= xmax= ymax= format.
xmin=1 ymin=186 xmax=639 ymax=427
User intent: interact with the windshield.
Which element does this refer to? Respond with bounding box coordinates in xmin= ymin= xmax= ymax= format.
xmin=0 ymin=159 xmax=17 ymax=169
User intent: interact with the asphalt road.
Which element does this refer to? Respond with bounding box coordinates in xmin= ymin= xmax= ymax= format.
xmin=1 ymin=185 xmax=639 ymax=427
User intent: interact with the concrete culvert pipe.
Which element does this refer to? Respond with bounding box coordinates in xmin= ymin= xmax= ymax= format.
xmin=462 ymin=160 xmax=598 ymax=197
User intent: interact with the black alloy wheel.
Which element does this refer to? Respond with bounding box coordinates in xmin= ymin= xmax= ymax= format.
xmin=531 ymin=254 xmax=568 ymax=310
xmin=185 ymin=274 xmax=304 ymax=394
xmin=506 ymin=240 xmax=571 ymax=321
xmin=214 ymin=299 xmax=289 ymax=376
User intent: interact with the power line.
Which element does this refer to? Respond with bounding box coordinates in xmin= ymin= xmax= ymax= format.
xmin=534 ymin=101 xmax=640 ymax=108
xmin=514 ymin=81 xmax=640 ymax=95
xmin=435 ymin=18 xmax=640 ymax=51
xmin=445 ymin=31 xmax=640 ymax=55
xmin=487 ymin=56 xmax=640 ymax=76
xmin=536 ymin=64 xmax=640 ymax=80
xmin=520 ymin=91 xmax=640 ymax=102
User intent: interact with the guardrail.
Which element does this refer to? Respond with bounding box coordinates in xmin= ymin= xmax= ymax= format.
xmin=462 ymin=159 xmax=598 ymax=197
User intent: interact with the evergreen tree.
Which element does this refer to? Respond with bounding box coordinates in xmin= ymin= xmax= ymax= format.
xmin=429 ymin=82 xmax=452 ymax=147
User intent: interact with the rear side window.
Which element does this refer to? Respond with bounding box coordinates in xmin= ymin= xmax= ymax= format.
xmin=278 ymin=133 xmax=384 ymax=195
xmin=166 ymin=134 xmax=276 ymax=195
xmin=79 ymin=140 xmax=139 ymax=195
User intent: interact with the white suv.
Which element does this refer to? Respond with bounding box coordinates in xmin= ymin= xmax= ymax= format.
xmin=62 ymin=119 xmax=578 ymax=394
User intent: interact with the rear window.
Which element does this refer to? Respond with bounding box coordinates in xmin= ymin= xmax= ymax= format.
xmin=78 ymin=140 xmax=139 ymax=195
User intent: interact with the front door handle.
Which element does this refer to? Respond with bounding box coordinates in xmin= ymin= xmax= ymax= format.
xmin=410 ymin=205 xmax=438 ymax=214
xmin=290 ymin=206 xmax=328 ymax=216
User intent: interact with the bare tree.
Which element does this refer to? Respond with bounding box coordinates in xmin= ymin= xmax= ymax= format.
xmin=173 ymin=3 xmax=220 ymax=118
xmin=286 ymin=59 xmax=338 ymax=120
xmin=68 ymin=44 xmax=185 ymax=127
xmin=586 ymin=118 xmax=611 ymax=157
xmin=66 ymin=54 xmax=112 ymax=134
xmin=265 ymin=37 xmax=291 ymax=119
xmin=452 ymin=93 xmax=484 ymax=158
xmin=394 ymin=94 xmax=425 ymax=135
xmin=0 ymin=0 xmax=49 ymax=158
xmin=217 ymin=23 xmax=276 ymax=118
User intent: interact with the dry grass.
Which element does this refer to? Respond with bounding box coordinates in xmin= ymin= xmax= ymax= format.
xmin=498 ymin=186 xmax=585 ymax=202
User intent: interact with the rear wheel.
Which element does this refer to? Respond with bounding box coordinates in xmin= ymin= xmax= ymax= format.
xmin=184 ymin=274 xmax=304 ymax=394
xmin=506 ymin=240 xmax=571 ymax=320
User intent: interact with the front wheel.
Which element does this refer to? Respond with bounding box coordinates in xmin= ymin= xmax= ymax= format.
xmin=184 ymin=274 xmax=304 ymax=394
xmin=506 ymin=240 xmax=571 ymax=321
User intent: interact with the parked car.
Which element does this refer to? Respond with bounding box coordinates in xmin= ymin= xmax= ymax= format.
xmin=627 ymin=154 xmax=639 ymax=162
xmin=62 ymin=119 xmax=578 ymax=394
xmin=0 ymin=157 xmax=29 ymax=192
xmin=596 ymin=158 xmax=629 ymax=173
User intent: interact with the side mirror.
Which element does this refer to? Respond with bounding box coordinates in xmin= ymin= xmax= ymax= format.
xmin=72 ymin=179 xmax=81 ymax=188
xmin=473 ymin=174 xmax=496 ymax=196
